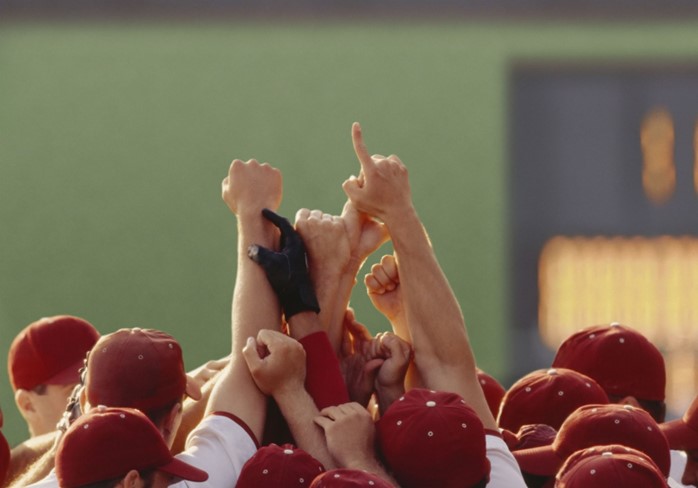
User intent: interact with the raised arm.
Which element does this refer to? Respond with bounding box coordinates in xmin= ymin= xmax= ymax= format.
xmin=342 ymin=123 xmax=495 ymax=430
xmin=210 ymin=159 xmax=283 ymax=442
xmin=243 ymin=328 xmax=335 ymax=469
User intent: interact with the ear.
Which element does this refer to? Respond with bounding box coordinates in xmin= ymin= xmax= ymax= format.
xmin=15 ymin=389 xmax=35 ymax=416
xmin=120 ymin=469 xmax=143 ymax=488
xmin=79 ymin=386 xmax=89 ymax=413
xmin=618 ymin=395 xmax=641 ymax=408
xmin=161 ymin=402 xmax=183 ymax=448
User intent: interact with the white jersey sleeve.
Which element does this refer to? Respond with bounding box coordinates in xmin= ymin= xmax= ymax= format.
xmin=169 ymin=412 xmax=258 ymax=487
xmin=485 ymin=434 xmax=528 ymax=488
xmin=24 ymin=468 xmax=59 ymax=488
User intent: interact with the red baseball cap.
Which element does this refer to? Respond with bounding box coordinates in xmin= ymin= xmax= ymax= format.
xmin=497 ymin=368 xmax=609 ymax=432
xmin=513 ymin=404 xmax=670 ymax=477
xmin=8 ymin=315 xmax=100 ymax=391
xmin=552 ymin=323 xmax=665 ymax=401
xmin=56 ymin=406 xmax=208 ymax=487
xmin=376 ymin=389 xmax=490 ymax=488
xmin=236 ymin=444 xmax=325 ymax=487
xmin=555 ymin=444 xmax=668 ymax=487
xmin=477 ymin=368 xmax=506 ymax=419
xmin=309 ymin=469 xmax=394 ymax=487
xmin=661 ymin=394 xmax=698 ymax=450
xmin=85 ymin=328 xmax=201 ymax=413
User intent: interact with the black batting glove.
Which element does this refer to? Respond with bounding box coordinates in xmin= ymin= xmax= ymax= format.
xmin=248 ymin=208 xmax=320 ymax=319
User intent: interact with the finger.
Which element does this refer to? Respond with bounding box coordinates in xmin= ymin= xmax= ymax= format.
xmin=342 ymin=176 xmax=362 ymax=201
xmin=372 ymin=154 xmax=387 ymax=161
xmin=388 ymin=154 xmax=404 ymax=164
xmin=295 ymin=208 xmax=311 ymax=224
xmin=314 ymin=415 xmax=333 ymax=431
xmin=309 ymin=209 xmax=323 ymax=220
xmin=369 ymin=263 xmax=394 ymax=290
xmin=247 ymin=244 xmax=282 ymax=268
xmin=380 ymin=254 xmax=399 ymax=282
xmin=364 ymin=358 xmax=384 ymax=375
xmin=322 ymin=213 xmax=333 ymax=222
xmin=242 ymin=337 xmax=262 ymax=370
xmin=320 ymin=405 xmax=341 ymax=421
xmin=364 ymin=274 xmax=384 ymax=294
xmin=351 ymin=122 xmax=373 ymax=172
xmin=341 ymin=199 xmax=356 ymax=219
xmin=261 ymin=208 xmax=295 ymax=236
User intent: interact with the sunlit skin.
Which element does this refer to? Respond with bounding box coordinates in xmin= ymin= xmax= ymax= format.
xmin=22 ymin=383 xmax=76 ymax=437
xmin=682 ymin=450 xmax=698 ymax=486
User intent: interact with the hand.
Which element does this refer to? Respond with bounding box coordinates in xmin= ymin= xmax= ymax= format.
xmin=242 ymin=329 xmax=306 ymax=398
xmin=221 ymin=159 xmax=282 ymax=217
xmin=365 ymin=254 xmax=403 ymax=322
xmin=187 ymin=356 xmax=230 ymax=390
xmin=295 ymin=208 xmax=351 ymax=282
xmin=248 ymin=209 xmax=320 ymax=319
xmin=338 ymin=309 xmax=384 ymax=407
xmin=314 ymin=402 xmax=377 ymax=469
xmin=372 ymin=332 xmax=412 ymax=393
xmin=340 ymin=201 xmax=390 ymax=272
xmin=342 ymin=123 xmax=412 ymax=223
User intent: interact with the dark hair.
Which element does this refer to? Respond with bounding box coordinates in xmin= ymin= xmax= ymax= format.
xmin=471 ymin=476 xmax=489 ymax=488
xmin=522 ymin=472 xmax=551 ymax=488
xmin=78 ymin=469 xmax=156 ymax=488
xmin=31 ymin=384 xmax=48 ymax=395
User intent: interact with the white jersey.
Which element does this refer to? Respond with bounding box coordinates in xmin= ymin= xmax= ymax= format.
xmin=26 ymin=412 xmax=257 ymax=488
xmin=170 ymin=412 xmax=257 ymax=487
xmin=669 ymin=449 xmax=689 ymax=488
xmin=486 ymin=434 xmax=527 ymax=488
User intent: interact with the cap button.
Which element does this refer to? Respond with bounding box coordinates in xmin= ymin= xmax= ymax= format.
xmin=610 ymin=322 xmax=621 ymax=327
xmin=426 ymin=401 xmax=436 ymax=407
xmin=547 ymin=368 xmax=558 ymax=376
xmin=284 ymin=449 xmax=293 ymax=455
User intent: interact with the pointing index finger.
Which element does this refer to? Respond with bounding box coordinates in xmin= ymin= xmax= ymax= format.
xmin=352 ymin=122 xmax=372 ymax=171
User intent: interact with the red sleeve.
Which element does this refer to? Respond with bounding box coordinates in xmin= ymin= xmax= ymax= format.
xmin=299 ymin=331 xmax=350 ymax=409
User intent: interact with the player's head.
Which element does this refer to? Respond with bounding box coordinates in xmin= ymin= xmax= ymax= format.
xmin=497 ymin=368 xmax=608 ymax=432
xmin=514 ymin=404 xmax=670 ymax=481
xmin=555 ymin=445 xmax=668 ymax=487
xmin=81 ymin=328 xmax=201 ymax=446
xmin=56 ymin=406 xmax=208 ymax=488
xmin=8 ymin=315 xmax=100 ymax=437
xmin=237 ymin=443 xmax=325 ymax=488
xmin=552 ymin=323 xmax=666 ymax=422
xmin=309 ymin=468 xmax=394 ymax=487
xmin=376 ymin=389 xmax=490 ymax=488
xmin=477 ymin=368 xmax=506 ymax=419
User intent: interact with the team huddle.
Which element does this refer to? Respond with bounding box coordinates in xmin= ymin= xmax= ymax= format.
xmin=1 ymin=123 xmax=696 ymax=487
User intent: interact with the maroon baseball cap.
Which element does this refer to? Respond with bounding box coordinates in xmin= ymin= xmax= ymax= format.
xmin=661 ymin=394 xmax=698 ymax=450
xmin=513 ymin=404 xmax=670 ymax=477
xmin=376 ymin=389 xmax=490 ymax=488
xmin=552 ymin=323 xmax=665 ymax=402
xmin=555 ymin=445 xmax=668 ymax=487
xmin=56 ymin=406 xmax=208 ymax=487
xmin=236 ymin=444 xmax=325 ymax=487
xmin=309 ymin=469 xmax=394 ymax=487
xmin=504 ymin=423 xmax=558 ymax=452
xmin=0 ymin=430 xmax=9 ymax=486
xmin=497 ymin=368 xmax=609 ymax=432
xmin=85 ymin=328 xmax=201 ymax=413
xmin=8 ymin=315 xmax=100 ymax=391
xmin=477 ymin=368 xmax=506 ymax=419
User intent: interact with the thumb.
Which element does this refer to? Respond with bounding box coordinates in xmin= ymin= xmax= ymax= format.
xmin=342 ymin=176 xmax=363 ymax=202
xmin=242 ymin=337 xmax=262 ymax=372
xmin=364 ymin=358 xmax=385 ymax=376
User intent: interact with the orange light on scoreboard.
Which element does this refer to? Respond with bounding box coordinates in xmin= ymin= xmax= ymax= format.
xmin=538 ymin=235 xmax=698 ymax=349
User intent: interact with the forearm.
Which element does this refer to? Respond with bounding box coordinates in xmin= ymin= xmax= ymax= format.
xmin=385 ymin=207 xmax=474 ymax=372
xmin=274 ymin=389 xmax=336 ymax=469
xmin=384 ymin=207 xmax=495 ymax=428
xmin=207 ymin=213 xmax=280 ymax=440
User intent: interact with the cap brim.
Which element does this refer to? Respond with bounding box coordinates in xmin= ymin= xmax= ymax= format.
xmin=185 ymin=375 xmax=202 ymax=401
xmin=158 ymin=457 xmax=208 ymax=482
xmin=661 ymin=418 xmax=698 ymax=451
xmin=45 ymin=359 xmax=84 ymax=387
xmin=512 ymin=444 xmax=562 ymax=476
